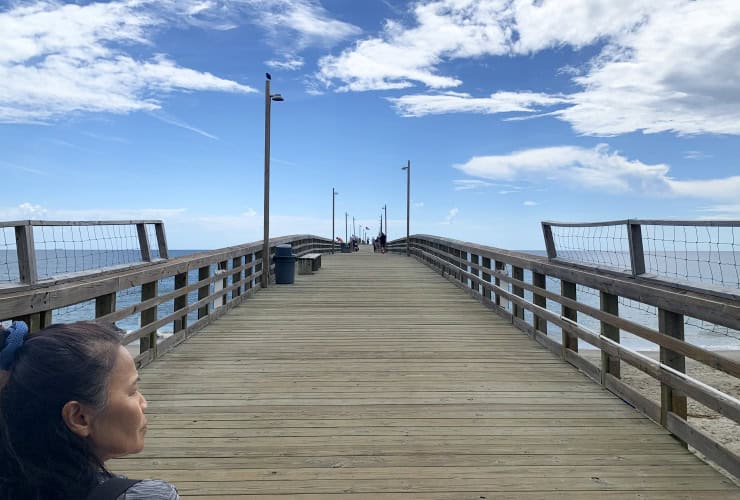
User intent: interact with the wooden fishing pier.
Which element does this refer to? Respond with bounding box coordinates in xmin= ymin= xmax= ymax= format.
xmin=1 ymin=219 xmax=739 ymax=498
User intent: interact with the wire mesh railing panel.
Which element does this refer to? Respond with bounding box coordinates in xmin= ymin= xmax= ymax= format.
xmin=550 ymin=224 xmax=631 ymax=272
xmin=642 ymin=223 xmax=740 ymax=290
xmin=146 ymin=223 xmax=161 ymax=260
xmin=53 ymin=299 xmax=96 ymax=324
xmin=33 ymin=224 xmax=144 ymax=280
xmin=1 ymin=227 xmax=18 ymax=283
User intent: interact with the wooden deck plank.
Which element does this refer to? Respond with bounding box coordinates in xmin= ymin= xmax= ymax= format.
xmin=111 ymin=247 xmax=737 ymax=497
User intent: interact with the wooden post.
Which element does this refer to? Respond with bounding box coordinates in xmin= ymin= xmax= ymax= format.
xmin=15 ymin=224 xmax=38 ymax=285
xmin=627 ymin=221 xmax=646 ymax=276
xmin=256 ymin=250 xmax=264 ymax=286
xmin=470 ymin=253 xmax=479 ymax=293
xmin=173 ymin=272 xmax=188 ymax=333
xmin=561 ymin=280 xmax=578 ymax=353
xmin=246 ymin=254 xmax=254 ymax=291
xmin=136 ymin=223 xmax=152 ymax=262
xmin=659 ymin=308 xmax=688 ymax=432
xmin=541 ymin=222 xmax=557 ymax=259
xmin=139 ymin=281 xmax=157 ymax=355
xmin=512 ymin=266 xmax=524 ymax=320
xmin=494 ymin=261 xmax=505 ymax=308
xmin=197 ymin=265 xmax=210 ymax=319
xmin=154 ymin=223 xmax=169 ymax=259
xmin=21 ymin=311 xmax=52 ymax=332
xmin=95 ymin=292 xmax=117 ymax=318
xmin=219 ymin=260 xmax=228 ymax=306
xmin=232 ymin=257 xmax=243 ymax=299
xmin=481 ymin=256 xmax=492 ymax=301
xmin=600 ymin=291 xmax=620 ymax=384
xmin=533 ymin=272 xmax=547 ymax=334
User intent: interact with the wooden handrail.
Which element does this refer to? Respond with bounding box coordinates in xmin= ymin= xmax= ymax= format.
xmin=388 ymin=234 xmax=740 ymax=477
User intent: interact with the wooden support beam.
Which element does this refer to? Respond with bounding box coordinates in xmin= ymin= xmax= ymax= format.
xmin=600 ymin=291 xmax=620 ymax=383
xmin=561 ymin=280 xmax=578 ymax=353
xmin=533 ymin=272 xmax=547 ymax=334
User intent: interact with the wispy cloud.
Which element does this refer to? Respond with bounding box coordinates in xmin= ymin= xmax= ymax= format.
xmin=265 ymin=56 xmax=305 ymax=71
xmin=455 ymin=144 xmax=740 ymax=201
xmin=148 ymin=112 xmax=219 ymax=139
xmin=453 ymin=179 xmax=495 ymax=191
xmin=697 ymin=204 xmax=740 ymax=219
xmin=0 ymin=203 xmax=187 ymax=221
xmin=523 ymin=200 xmax=538 ymax=206
xmin=684 ymin=150 xmax=712 ymax=160
xmin=390 ymin=91 xmax=570 ymax=117
xmin=442 ymin=207 xmax=459 ymax=225
xmin=413 ymin=201 xmax=424 ymax=208
xmin=0 ymin=160 xmax=45 ymax=175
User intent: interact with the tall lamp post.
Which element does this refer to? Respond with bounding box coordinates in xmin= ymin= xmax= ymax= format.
xmin=262 ymin=73 xmax=284 ymax=288
xmin=352 ymin=216 xmax=356 ymax=240
xmin=402 ymin=160 xmax=410 ymax=256
xmin=345 ymin=212 xmax=348 ymax=242
xmin=332 ymin=188 xmax=338 ymax=254
xmin=382 ymin=204 xmax=387 ymax=237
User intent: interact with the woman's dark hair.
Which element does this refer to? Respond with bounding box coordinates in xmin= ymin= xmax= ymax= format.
xmin=0 ymin=321 xmax=122 ymax=500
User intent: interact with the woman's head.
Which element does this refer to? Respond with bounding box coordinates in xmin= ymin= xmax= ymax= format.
xmin=0 ymin=321 xmax=148 ymax=499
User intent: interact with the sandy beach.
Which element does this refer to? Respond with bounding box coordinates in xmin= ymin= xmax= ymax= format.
xmin=579 ymin=349 xmax=740 ymax=458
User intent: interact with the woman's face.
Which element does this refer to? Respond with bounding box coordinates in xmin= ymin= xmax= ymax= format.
xmin=88 ymin=346 xmax=148 ymax=462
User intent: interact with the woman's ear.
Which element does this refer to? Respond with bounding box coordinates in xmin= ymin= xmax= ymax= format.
xmin=61 ymin=401 xmax=94 ymax=437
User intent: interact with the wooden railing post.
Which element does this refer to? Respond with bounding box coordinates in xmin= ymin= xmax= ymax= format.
xmin=481 ymin=256 xmax=492 ymax=301
xmin=197 ymin=265 xmax=210 ymax=319
xmin=561 ymin=280 xmax=579 ymax=353
xmin=15 ymin=223 xmax=38 ymax=285
xmin=494 ymin=261 xmax=505 ymax=308
xmin=600 ymin=291 xmax=620 ymax=384
xmin=139 ymin=281 xmax=157 ymax=356
xmin=95 ymin=292 xmax=116 ymax=318
xmin=255 ymin=250 xmax=264 ymax=286
xmin=512 ymin=266 xmax=525 ymax=320
xmin=173 ymin=272 xmax=188 ymax=333
xmin=218 ymin=260 xmax=228 ymax=307
xmin=542 ymin=222 xmax=557 ymax=259
xmin=471 ymin=253 xmax=479 ymax=293
xmin=154 ymin=222 xmax=169 ymax=259
xmin=627 ymin=221 xmax=646 ymax=276
xmin=232 ymin=256 xmax=243 ymax=299
xmin=533 ymin=272 xmax=547 ymax=334
xmin=246 ymin=254 xmax=254 ymax=291
xmin=659 ymin=309 xmax=688 ymax=431
xmin=136 ymin=223 xmax=152 ymax=262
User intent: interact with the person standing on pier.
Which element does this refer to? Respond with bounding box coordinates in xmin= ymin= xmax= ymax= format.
xmin=0 ymin=321 xmax=180 ymax=500
xmin=379 ymin=232 xmax=387 ymax=254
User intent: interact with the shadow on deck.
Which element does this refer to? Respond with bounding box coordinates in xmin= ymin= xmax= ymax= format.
xmin=112 ymin=246 xmax=738 ymax=498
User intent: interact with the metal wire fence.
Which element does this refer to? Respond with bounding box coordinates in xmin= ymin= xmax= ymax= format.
xmin=0 ymin=220 xmax=167 ymax=285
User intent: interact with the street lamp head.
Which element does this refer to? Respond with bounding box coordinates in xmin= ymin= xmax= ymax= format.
xmin=271 ymin=93 xmax=284 ymax=102
xmin=401 ymin=166 xmax=408 ymax=170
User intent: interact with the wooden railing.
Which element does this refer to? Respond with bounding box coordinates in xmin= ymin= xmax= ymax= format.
xmin=388 ymin=234 xmax=740 ymax=478
xmin=0 ymin=226 xmax=332 ymax=368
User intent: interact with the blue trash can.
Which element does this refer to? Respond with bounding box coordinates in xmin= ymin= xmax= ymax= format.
xmin=274 ymin=244 xmax=296 ymax=284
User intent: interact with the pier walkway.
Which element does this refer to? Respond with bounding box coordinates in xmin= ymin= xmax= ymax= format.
xmin=111 ymin=247 xmax=737 ymax=498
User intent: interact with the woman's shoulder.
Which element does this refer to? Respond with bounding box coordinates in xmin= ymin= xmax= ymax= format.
xmin=118 ymin=479 xmax=180 ymax=500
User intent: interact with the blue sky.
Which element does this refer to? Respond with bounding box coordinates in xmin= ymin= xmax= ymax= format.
xmin=1 ymin=0 xmax=739 ymax=250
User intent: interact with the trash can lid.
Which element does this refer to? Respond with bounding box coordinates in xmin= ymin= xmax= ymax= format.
xmin=275 ymin=244 xmax=293 ymax=257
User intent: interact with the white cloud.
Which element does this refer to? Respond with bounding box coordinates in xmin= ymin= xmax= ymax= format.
xmin=442 ymin=207 xmax=459 ymax=225
xmin=265 ymin=56 xmax=305 ymax=71
xmin=698 ymin=204 xmax=740 ymax=219
xmin=453 ymin=179 xmax=494 ymax=191
xmin=0 ymin=203 xmax=187 ymax=221
xmin=684 ymin=150 xmax=712 ymax=160
xmin=390 ymin=91 xmax=570 ymax=117
xmin=455 ymin=144 xmax=740 ymax=201
xmin=317 ymin=0 xmax=740 ymax=136
xmin=413 ymin=201 xmax=424 ymax=208
xmin=0 ymin=1 xmax=256 ymax=123
xmin=523 ymin=201 xmax=538 ymax=206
